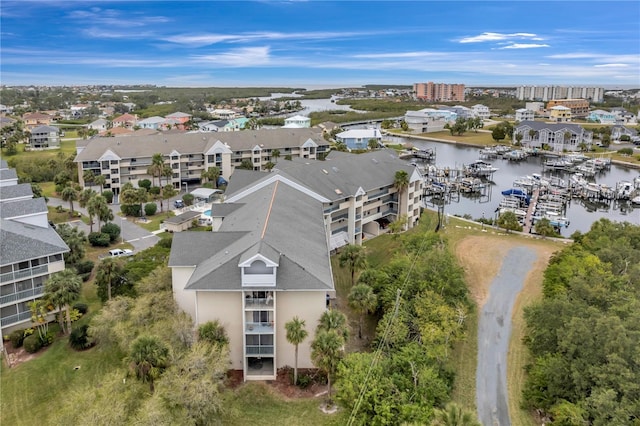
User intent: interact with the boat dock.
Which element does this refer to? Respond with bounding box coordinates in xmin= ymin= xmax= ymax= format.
xmin=523 ymin=188 xmax=540 ymax=234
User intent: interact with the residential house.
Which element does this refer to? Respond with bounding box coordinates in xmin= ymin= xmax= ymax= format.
xmin=525 ymin=102 xmax=545 ymax=114
xmin=209 ymin=109 xmax=238 ymax=119
xmin=74 ymin=128 xmax=330 ymax=195
xmin=88 ymin=118 xmax=109 ymax=132
xmin=611 ymin=125 xmax=638 ymax=141
xmin=29 ymin=125 xmax=60 ymax=149
xmin=587 ymin=110 xmax=617 ymax=124
xmin=403 ymin=108 xmax=453 ymax=133
xmin=439 ymin=105 xmax=473 ymax=119
xmin=283 ymin=115 xmax=311 ymax=128
xmin=514 ymin=121 xmax=593 ymax=152
xmin=22 ymin=112 xmax=52 ymax=129
xmin=0 ymin=161 xmax=69 ymax=346
xmin=112 ymin=113 xmax=138 ymax=129
xmin=546 ymin=99 xmax=590 ymax=118
xmin=168 ymin=149 xmax=422 ymax=380
xmin=138 ymin=116 xmax=166 ymax=130
xmin=515 ymin=108 xmax=535 ymax=122
xmin=335 ymin=129 xmax=382 ymax=150
xmin=610 ymin=108 xmax=637 ymax=124
xmin=549 ymin=106 xmax=572 ymax=122
xmin=471 ymin=105 xmax=490 ymax=120
xmin=200 ymin=118 xmax=249 ymax=132
xmin=166 ymin=112 xmax=192 ymax=130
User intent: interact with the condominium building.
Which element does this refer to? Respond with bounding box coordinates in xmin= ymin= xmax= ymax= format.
xmin=546 ymin=99 xmax=590 ymax=118
xmin=0 ymin=161 xmax=69 ymax=345
xmin=516 ymin=86 xmax=604 ymax=103
xmin=514 ymin=121 xmax=593 ymax=152
xmin=413 ymin=82 xmax=465 ymax=102
xmin=74 ymin=128 xmax=330 ymax=195
xmin=169 ymin=149 xmax=422 ymax=380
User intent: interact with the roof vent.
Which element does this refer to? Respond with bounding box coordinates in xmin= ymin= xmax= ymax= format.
xmin=322 ymin=169 xmax=328 ymax=174
xmin=335 ymin=189 xmax=343 ymax=195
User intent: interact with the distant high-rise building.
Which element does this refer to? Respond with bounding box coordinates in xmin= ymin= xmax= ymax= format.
xmin=516 ymin=86 xmax=604 ymax=103
xmin=414 ymin=82 xmax=465 ymax=102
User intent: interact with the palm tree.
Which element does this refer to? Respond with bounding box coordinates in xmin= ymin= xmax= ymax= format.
xmin=79 ymin=188 xmax=97 ymax=232
xmin=431 ymin=402 xmax=481 ymax=426
xmin=45 ymin=269 xmax=82 ymax=335
xmin=61 ymin=185 xmax=79 ymax=216
xmin=311 ymin=329 xmax=344 ymax=403
xmin=515 ymin=132 xmax=523 ymax=146
xmin=161 ymin=165 xmax=173 ymax=187
xmin=393 ymin=170 xmax=410 ymax=225
xmin=317 ymin=309 xmax=349 ymax=342
xmin=147 ymin=153 xmax=164 ymax=187
xmin=272 ymin=149 xmax=280 ymax=164
xmin=127 ymin=335 xmax=170 ymax=392
xmin=201 ymin=166 xmax=220 ymax=187
xmin=348 ymin=284 xmax=377 ymax=339
xmin=94 ymin=174 xmax=106 ymax=194
xmin=338 ymin=244 xmax=367 ymax=286
xmin=528 ymin=129 xmax=537 ymax=142
xmin=88 ymin=194 xmax=111 ymax=229
xmin=83 ymin=170 xmax=95 ymax=187
xmin=161 ymin=184 xmax=178 ymax=214
xmin=285 ymin=317 xmax=308 ymax=385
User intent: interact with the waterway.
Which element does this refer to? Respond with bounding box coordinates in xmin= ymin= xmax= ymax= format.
xmin=391 ymin=136 xmax=640 ymax=236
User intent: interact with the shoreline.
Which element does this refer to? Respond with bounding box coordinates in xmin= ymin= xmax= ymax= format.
xmin=382 ymin=130 xmax=640 ymax=170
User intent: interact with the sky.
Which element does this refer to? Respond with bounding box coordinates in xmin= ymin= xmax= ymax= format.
xmin=1 ymin=1 xmax=639 ymax=88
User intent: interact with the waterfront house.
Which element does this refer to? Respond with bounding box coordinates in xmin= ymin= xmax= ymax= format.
xmin=283 ymin=115 xmax=311 ymax=128
xmin=611 ymin=125 xmax=638 ymax=141
xmin=514 ymin=121 xmax=593 ymax=152
xmin=404 ymin=108 xmax=454 ymax=133
xmin=335 ymin=128 xmax=382 ymax=150
xmin=471 ymin=104 xmax=491 ymax=119
xmin=587 ymin=109 xmax=617 ymax=124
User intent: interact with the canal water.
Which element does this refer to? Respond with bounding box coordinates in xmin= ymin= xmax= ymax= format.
xmin=395 ymin=136 xmax=640 ymax=236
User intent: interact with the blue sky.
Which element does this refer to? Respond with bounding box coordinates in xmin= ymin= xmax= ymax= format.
xmin=1 ymin=1 xmax=639 ymax=88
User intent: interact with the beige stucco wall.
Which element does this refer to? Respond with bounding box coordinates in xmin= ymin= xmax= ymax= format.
xmin=275 ymin=291 xmax=326 ymax=369
xmin=195 ymin=291 xmax=244 ymax=369
xmin=171 ymin=266 xmax=196 ymax=319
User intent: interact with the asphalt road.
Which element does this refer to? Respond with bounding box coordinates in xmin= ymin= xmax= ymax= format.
xmin=476 ymin=246 xmax=537 ymax=426
xmin=47 ymin=197 xmax=160 ymax=253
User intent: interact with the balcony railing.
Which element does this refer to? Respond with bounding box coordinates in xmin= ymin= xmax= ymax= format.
xmin=245 ymin=298 xmax=274 ymax=309
xmin=0 ymin=264 xmax=48 ymax=284
xmin=1 ymin=311 xmax=31 ymax=327
xmin=246 ymin=345 xmax=274 ymax=355
xmin=245 ymin=322 xmax=274 ymax=333
xmin=0 ymin=286 xmax=44 ymax=306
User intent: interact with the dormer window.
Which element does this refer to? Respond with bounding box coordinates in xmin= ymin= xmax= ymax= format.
xmin=240 ymin=255 xmax=278 ymax=287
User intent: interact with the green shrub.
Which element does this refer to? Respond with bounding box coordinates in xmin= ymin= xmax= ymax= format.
xmin=75 ymin=260 xmax=94 ymax=276
xmin=88 ymin=232 xmax=111 ymax=247
xmin=297 ymin=374 xmax=313 ymax=389
xmin=182 ymin=194 xmax=194 ymax=206
xmin=144 ymin=202 xmax=157 ymax=216
xmin=69 ymin=324 xmax=94 ymax=350
xmin=9 ymin=329 xmax=25 ymax=348
xmin=157 ymin=237 xmax=173 ymax=249
xmin=198 ymin=320 xmax=229 ymax=347
xmin=73 ymin=302 xmax=89 ymax=315
xmin=23 ymin=334 xmax=42 ymax=353
xmin=101 ymin=222 xmax=121 ymax=242
xmin=40 ymin=330 xmax=55 ymax=346
xmin=121 ymin=204 xmax=141 ymax=217
xmin=102 ymin=190 xmax=114 ymax=203
xmin=617 ymin=147 xmax=633 ymax=155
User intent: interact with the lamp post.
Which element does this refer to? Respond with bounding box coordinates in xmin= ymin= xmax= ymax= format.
xmin=482 ymin=212 xmax=485 ymax=231
xmin=121 ymin=216 xmax=125 ymax=244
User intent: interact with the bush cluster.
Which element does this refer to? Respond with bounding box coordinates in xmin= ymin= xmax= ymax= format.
xmin=73 ymin=302 xmax=89 ymax=315
xmin=101 ymin=223 xmax=121 ymax=242
xmin=23 ymin=334 xmax=42 ymax=353
xmin=9 ymin=329 xmax=25 ymax=348
xmin=69 ymin=325 xmax=94 ymax=350
xmin=88 ymin=232 xmax=111 ymax=247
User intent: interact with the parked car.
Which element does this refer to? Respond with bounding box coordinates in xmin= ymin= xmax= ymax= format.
xmin=174 ymin=199 xmax=184 ymax=208
xmin=107 ymin=248 xmax=133 ymax=258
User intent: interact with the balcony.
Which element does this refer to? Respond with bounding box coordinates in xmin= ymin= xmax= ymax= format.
xmin=0 ymin=264 xmax=48 ymax=284
xmin=245 ymin=297 xmax=274 ymax=309
xmin=1 ymin=310 xmax=31 ymax=327
xmin=0 ymin=286 xmax=44 ymax=306
xmin=246 ymin=345 xmax=274 ymax=355
xmin=245 ymin=322 xmax=274 ymax=333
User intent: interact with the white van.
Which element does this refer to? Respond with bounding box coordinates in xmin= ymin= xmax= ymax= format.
xmin=108 ymin=248 xmax=133 ymax=257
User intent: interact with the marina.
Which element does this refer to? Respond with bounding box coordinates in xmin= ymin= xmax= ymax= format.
xmin=397 ymin=137 xmax=640 ymax=236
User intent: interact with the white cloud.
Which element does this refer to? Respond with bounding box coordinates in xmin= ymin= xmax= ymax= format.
xmin=594 ymin=63 xmax=628 ymax=68
xmin=499 ymin=43 xmax=550 ymax=49
xmin=191 ymin=46 xmax=271 ymax=67
xmin=459 ymin=32 xmax=540 ymax=43
xmin=163 ymin=30 xmax=384 ymax=47
xmin=67 ymin=8 xmax=170 ymax=28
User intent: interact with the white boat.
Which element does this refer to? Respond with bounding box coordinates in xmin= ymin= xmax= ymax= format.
xmin=631 ymin=195 xmax=640 ymax=206
xmin=534 ymin=211 xmax=570 ymax=228
xmin=464 ymin=160 xmax=498 ymax=178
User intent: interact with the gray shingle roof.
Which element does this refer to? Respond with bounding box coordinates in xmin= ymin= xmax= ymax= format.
xmin=74 ymin=128 xmax=328 ymax=162
xmin=169 ymin=181 xmax=333 ymax=292
xmin=270 ymin=148 xmax=416 ymax=202
xmin=0 ymin=183 xmax=34 ymax=202
xmin=1 ymin=197 xmax=48 ymax=219
xmin=1 ymin=168 xmax=18 ymax=181
xmin=0 ymin=219 xmax=69 ymax=266
xmin=164 ymin=210 xmax=201 ymax=224
xmin=516 ymin=120 xmax=589 ymax=134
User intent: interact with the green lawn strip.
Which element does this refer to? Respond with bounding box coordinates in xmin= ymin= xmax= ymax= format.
xmin=220 ymin=383 xmax=347 ymax=426
xmin=130 ymin=211 xmax=173 ymax=232
xmin=449 ymin=308 xmax=479 ymax=413
xmin=1 ymin=338 xmax=125 ymax=426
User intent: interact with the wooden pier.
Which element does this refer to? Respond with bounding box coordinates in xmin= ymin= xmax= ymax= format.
xmin=523 ymin=188 xmax=540 ymax=234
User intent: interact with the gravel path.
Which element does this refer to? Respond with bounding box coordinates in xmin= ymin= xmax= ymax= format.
xmin=476 ymin=246 xmax=537 ymax=426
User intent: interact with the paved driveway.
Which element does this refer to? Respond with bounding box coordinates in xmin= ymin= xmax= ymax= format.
xmin=48 ymin=198 xmax=160 ymax=253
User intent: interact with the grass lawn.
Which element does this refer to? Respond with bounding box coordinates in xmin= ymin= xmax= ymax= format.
xmin=133 ymin=211 xmax=174 ymax=232
xmin=220 ymin=383 xmax=347 ymax=425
